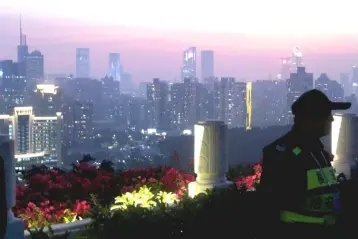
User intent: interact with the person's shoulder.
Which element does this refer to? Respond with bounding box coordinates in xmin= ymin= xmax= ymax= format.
xmin=321 ymin=148 xmax=334 ymax=162
xmin=262 ymin=132 xmax=301 ymax=164
xmin=263 ymin=132 xmax=292 ymax=155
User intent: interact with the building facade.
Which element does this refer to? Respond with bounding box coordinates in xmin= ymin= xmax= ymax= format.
xmin=0 ymin=106 xmax=63 ymax=169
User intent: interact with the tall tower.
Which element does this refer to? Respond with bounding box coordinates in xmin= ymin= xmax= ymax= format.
xmin=201 ymin=50 xmax=214 ymax=81
xmin=17 ymin=15 xmax=28 ymax=63
xmin=280 ymin=57 xmax=291 ymax=81
xmin=76 ymin=48 xmax=90 ymax=78
xmin=181 ymin=47 xmax=196 ymax=82
xmin=108 ymin=53 xmax=121 ymax=81
xmin=286 ymin=67 xmax=313 ymax=124
xmin=291 ymin=47 xmax=304 ymax=73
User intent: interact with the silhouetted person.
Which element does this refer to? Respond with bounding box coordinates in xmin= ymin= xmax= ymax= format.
xmin=259 ymin=89 xmax=351 ymax=239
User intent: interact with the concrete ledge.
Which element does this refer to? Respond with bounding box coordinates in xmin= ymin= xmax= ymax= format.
xmin=24 ymin=218 xmax=91 ymax=239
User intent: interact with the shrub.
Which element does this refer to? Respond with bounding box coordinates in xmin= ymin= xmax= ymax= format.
xmin=79 ymin=186 xmax=261 ymax=239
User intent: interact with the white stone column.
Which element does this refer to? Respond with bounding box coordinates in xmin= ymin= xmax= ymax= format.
xmin=330 ymin=113 xmax=358 ymax=179
xmin=0 ymin=135 xmax=24 ymax=239
xmin=188 ymin=121 xmax=233 ymax=198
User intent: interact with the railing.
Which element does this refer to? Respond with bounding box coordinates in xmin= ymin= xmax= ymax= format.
xmin=0 ymin=136 xmax=24 ymax=239
xmin=1 ymin=156 xmax=7 ymax=239
xmin=2 ymin=119 xmax=358 ymax=238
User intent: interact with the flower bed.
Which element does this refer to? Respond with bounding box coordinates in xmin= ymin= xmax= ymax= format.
xmin=14 ymin=163 xmax=196 ymax=230
xmin=14 ymin=161 xmax=263 ymax=238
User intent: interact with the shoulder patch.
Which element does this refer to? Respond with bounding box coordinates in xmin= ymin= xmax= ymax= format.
xmin=292 ymin=147 xmax=302 ymax=156
xmin=275 ymin=145 xmax=286 ymax=151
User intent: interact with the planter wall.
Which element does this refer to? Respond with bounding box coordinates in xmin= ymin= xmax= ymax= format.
xmin=24 ymin=219 xmax=91 ymax=239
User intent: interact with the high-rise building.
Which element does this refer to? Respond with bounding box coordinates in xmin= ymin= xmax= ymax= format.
xmin=72 ymin=101 xmax=94 ymax=145
xmin=31 ymin=84 xmax=62 ymax=116
xmin=286 ymin=67 xmax=314 ymax=124
xmin=291 ymin=47 xmax=304 ymax=73
xmin=0 ymin=60 xmax=27 ymax=113
xmin=138 ymin=82 xmax=149 ymax=98
xmin=195 ymin=82 xmax=213 ymax=122
xmin=121 ymin=72 xmax=133 ymax=93
xmin=181 ymin=47 xmax=196 ymax=81
xmin=351 ymin=66 xmax=358 ymax=96
xmin=108 ymin=53 xmax=121 ymax=82
xmin=280 ymin=57 xmax=291 ymax=80
xmin=182 ymin=78 xmax=197 ymax=128
xmin=214 ymin=78 xmax=249 ymax=128
xmin=340 ymin=72 xmax=350 ymax=97
xmin=0 ymin=106 xmax=63 ymax=168
xmin=201 ymin=50 xmax=214 ymax=81
xmin=26 ymin=50 xmax=44 ymax=84
xmin=146 ymin=78 xmax=170 ymax=129
xmin=170 ymin=82 xmax=185 ymax=129
xmin=315 ymin=73 xmax=344 ymax=103
xmin=17 ymin=16 xmax=28 ymax=63
xmin=76 ymin=48 xmax=90 ymax=78
xmin=100 ymin=76 xmax=120 ymax=120
xmin=252 ymin=80 xmax=287 ymax=127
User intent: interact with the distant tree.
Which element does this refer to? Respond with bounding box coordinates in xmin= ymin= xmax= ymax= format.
xmin=100 ymin=160 xmax=114 ymax=173
xmin=79 ymin=154 xmax=96 ymax=163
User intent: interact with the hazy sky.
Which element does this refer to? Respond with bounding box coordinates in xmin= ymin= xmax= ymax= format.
xmin=1 ymin=0 xmax=358 ymax=83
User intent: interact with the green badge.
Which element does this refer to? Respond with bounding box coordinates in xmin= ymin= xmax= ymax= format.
xmin=292 ymin=147 xmax=302 ymax=156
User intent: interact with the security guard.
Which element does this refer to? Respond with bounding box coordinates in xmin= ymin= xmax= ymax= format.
xmin=259 ymin=89 xmax=351 ymax=239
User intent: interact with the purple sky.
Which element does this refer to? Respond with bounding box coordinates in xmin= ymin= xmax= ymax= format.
xmin=1 ymin=12 xmax=358 ymax=83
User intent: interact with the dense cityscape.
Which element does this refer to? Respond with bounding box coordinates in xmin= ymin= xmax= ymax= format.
xmin=3 ymin=1 xmax=358 ymax=237
xmin=1 ymin=17 xmax=357 ymax=172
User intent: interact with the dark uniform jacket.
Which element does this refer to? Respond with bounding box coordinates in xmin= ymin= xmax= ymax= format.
xmin=258 ymin=129 xmax=333 ymax=214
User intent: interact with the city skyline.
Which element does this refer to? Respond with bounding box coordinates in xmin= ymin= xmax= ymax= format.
xmin=1 ymin=3 xmax=358 ymax=82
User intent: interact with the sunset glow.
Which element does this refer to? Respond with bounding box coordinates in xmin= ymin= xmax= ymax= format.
xmin=0 ymin=1 xmax=357 ymax=80
xmin=1 ymin=0 xmax=358 ymax=35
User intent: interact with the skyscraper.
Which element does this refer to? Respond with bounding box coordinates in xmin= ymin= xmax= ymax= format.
xmin=146 ymin=78 xmax=170 ymax=129
xmin=315 ymin=73 xmax=344 ymax=102
xmin=351 ymin=66 xmax=358 ymax=96
xmin=286 ymin=67 xmax=313 ymax=124
xmin=0 ymin=106 xmax=63 ymax=168
xmin=31 ymin=84 xmax=62 ymax=116
xmin=76 ymin=48 xmax=90 ymax=78
xmin=340 ymin=72 xmax=350 ymax=97
xmin=280 ymin=57 xmax=291 ymax=81
xmin=108 ymin=53 xmax=121 ymax=81
xmin=252 ymin=80 xmax=287 ymax=127
xmin=0 ymin=60 xmax=27 ymax=113
xmin=214 ymin=78 xmax=249 ymax=128
xmin=181 ymin=47 xmax=196 ymax=81
xmin=291 ymin=47 xmax=304 ymax=73
xmin=26 ymin=50 xmax=44 ymax=84
xmin=72 ymin=101 xmax=94 ymax=145
xmin=201 ymin=50 xmax=214 ymax=81
xmin=17 ymin=16 xmax=28 ymax=63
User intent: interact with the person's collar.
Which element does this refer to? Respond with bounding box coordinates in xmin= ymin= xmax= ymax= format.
xmin=290 ymin=125 xmax=324 ymax=150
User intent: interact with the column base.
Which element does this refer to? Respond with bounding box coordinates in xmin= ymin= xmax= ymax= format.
xmin=5 ymin=210 xmax=25 ymax=239
xmin=188 ymin=180 xmax=233 ymax=198
xmin=332 ymin=160 xmax=352 ymax=179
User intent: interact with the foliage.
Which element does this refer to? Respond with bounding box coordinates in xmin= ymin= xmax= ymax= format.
xmin=14 ymin=153 xmax=265 ymax=238
xmin=13 ymin=161 xmax=195 ymax=230
xmin=17 ymin=200 xmax=90 ymax=229
xmin=110 ymin=185 xmax=178 ymax=211
xmin=79 ymin=186 xmax=261 ymax=239
xmin=235 ymin=163 xmax=262 ymax=190
xmin=77 ymin=163 xmax=264 ymax=239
